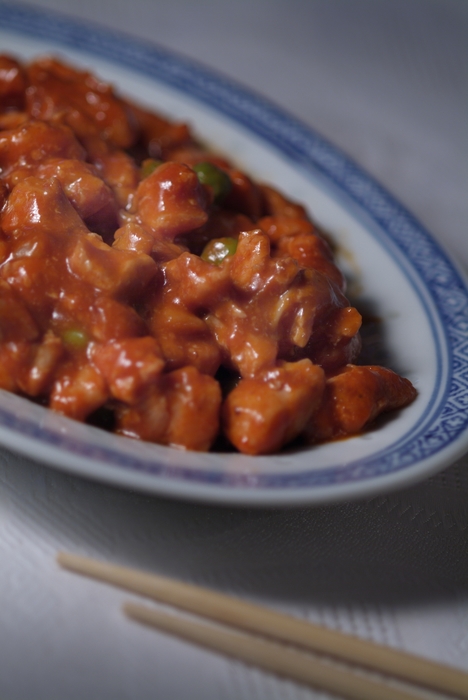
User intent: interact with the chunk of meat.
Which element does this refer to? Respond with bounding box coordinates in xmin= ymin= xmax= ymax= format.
xmin=229 ymin=233 xmax=308 ymax=367
xmin=300 ymin=305 xmax=362 ymax=371
xmin=0 ymin=182 xmax=7 ymax=215
xmin=1 ymin=257 xmax=61 ymax=331
xmin=1 ymin=176 xmax=89 ymax=243
xmin=115 ymin=386 xmax=169 ymax=443
xmin=306 ymin=364 xmax=418 ymax=442
xmin=149 ymin=304 xmax=221 ymax=376
xmin=26 ymin=57 xmax=137 ymax=148
xmin=223 ymin=360 xmax=325 ymax=454
xmin=113 ymin=220 xmax=188 ymax=262
xmin=162 ymin=252 xmax=231 ymax=310
xmin=0 ymin=341 xmax=32 ymax=392
xmin=167 ymin=147 xmax=231 ymax=170
xmin=0 ymin=177 xmax=90 ymax=328
xmin=116 ymin=366 xmax=221 ymax=451
xmin=275 ymin=231 xmax=345 ymax=290
xmin=145 ymin=252 xmax=232 ymax=375
xmin=52 ymin=294 xmax=147 ymax=344
xmin=92 ymin=150 xmax=140 ymax=209
xmin=0 ymin=279 xmax=40 ymax=342
xmin=258 ymin=215 xmax=315 ymax=243
xmin=260 ymin=215 xmax=345 ymax=290
xmin=131 ymin=162 xmax=209 ymax=238
xmin=67 ymin=233 xmax=158 ymax=299
xmin=0 ymin=55 xmax=27 ymax=111
xmin=0 ymin=111 xmax=28 ymax=130
xmin=113 ymin=222 xmax=156 ymax=256
xmin=204 ymin=229 xmax=360 ymax=377
xmin=223 ymin=168 xmax=264 ymax=220
xmin=36 ymin=158 xmax=119 ymax=239
xmin=0 ymin=121 xmax=85 ymax=187
xmin=23 ymin=331 xmax=64 ymax=396
xmin=259 ymin=184 xmax=308 ymax=219
xmin=163 ymin=366 xmax=222 ymax=451
xmin=125 ymin=99 xmax=193 ymax=157
xmin=50 ymin=361 xmax=108 ymax=421
xmin=91 ymin=337 xmax=164 ymax=404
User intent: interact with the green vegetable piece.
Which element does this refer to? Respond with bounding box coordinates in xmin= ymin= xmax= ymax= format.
xmin=141 ymin=158 xmax=163 ymax=179
xmin=201 ymin=237 xmax=238 ymax=265
xmin=62 ymin=328 xmax=89 ymax=350
xmin=192 ymin=162 xmax=232 ymax=202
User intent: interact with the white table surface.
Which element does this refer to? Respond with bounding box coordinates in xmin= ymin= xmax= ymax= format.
xmin=1 ymin=2 xmax=467 ymax=699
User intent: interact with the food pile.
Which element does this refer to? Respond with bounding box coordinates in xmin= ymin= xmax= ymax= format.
xmin=0 ymin=55 xmax=416 ymax=454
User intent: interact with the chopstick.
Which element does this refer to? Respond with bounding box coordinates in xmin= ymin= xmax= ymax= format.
xmin=57 ymin=551 xmax=468 ymax=699
xmin=124 ymin=601 xmax=425 ymax=700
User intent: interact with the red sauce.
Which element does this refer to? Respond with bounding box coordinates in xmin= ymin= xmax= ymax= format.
xmin=0 ymin=55 xmax=416 ymax=454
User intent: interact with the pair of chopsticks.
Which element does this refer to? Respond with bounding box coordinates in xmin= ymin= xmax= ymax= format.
xmin=57 ymin=552 xmax=468 ymax=700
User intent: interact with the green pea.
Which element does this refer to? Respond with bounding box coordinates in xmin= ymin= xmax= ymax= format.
xmin=62 ymin=328 xmax=89 ymax=350
xmin=141 ymin=158 xmax=163 ymax=179
xmin=192 ymin=162 xmax=232 ymax=202
xmin=201 ymin=237 xmax=238 ymax=265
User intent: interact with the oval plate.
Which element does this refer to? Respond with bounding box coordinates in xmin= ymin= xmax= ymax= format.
xmin=0 ymin=2 xmax=467 ymax=506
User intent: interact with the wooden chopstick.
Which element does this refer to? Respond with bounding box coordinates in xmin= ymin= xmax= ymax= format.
xmin=124 ymin=601 xmax=425 ymax=700
xmin=57 ymin=551 xmax=468 ymax=699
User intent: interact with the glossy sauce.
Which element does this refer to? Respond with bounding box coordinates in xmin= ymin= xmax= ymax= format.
xmin=0 ymin=55 xmax=416 ymax=454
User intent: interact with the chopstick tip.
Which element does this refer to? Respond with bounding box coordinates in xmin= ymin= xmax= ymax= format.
xmin=56 ymin=550 xmax=68 ymax=567
xmin=56 ymin=550 xmax=78 ymax=567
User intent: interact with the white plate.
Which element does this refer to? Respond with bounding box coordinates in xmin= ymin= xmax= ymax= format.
xmin=0 ymin=3 xmax=467 ymax=506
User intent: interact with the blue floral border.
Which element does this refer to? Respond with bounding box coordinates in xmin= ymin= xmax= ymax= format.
xmin=0 ymin=2 xmax=467 ymax=491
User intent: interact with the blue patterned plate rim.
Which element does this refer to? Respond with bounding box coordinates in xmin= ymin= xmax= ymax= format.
xmin=0 ymin=2 xmax=467 ymax=505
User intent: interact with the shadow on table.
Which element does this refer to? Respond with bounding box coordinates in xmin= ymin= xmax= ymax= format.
xmin=1 ymin=448 xmax=468 ymax=609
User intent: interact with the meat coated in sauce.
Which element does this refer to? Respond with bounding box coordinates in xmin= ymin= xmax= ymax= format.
xmin=0 ymin=55 xmax=416 ymax=454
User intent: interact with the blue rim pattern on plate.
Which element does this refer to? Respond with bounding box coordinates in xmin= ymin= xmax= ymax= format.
xmin=0 ymin=1 xmax=467 ymax=492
